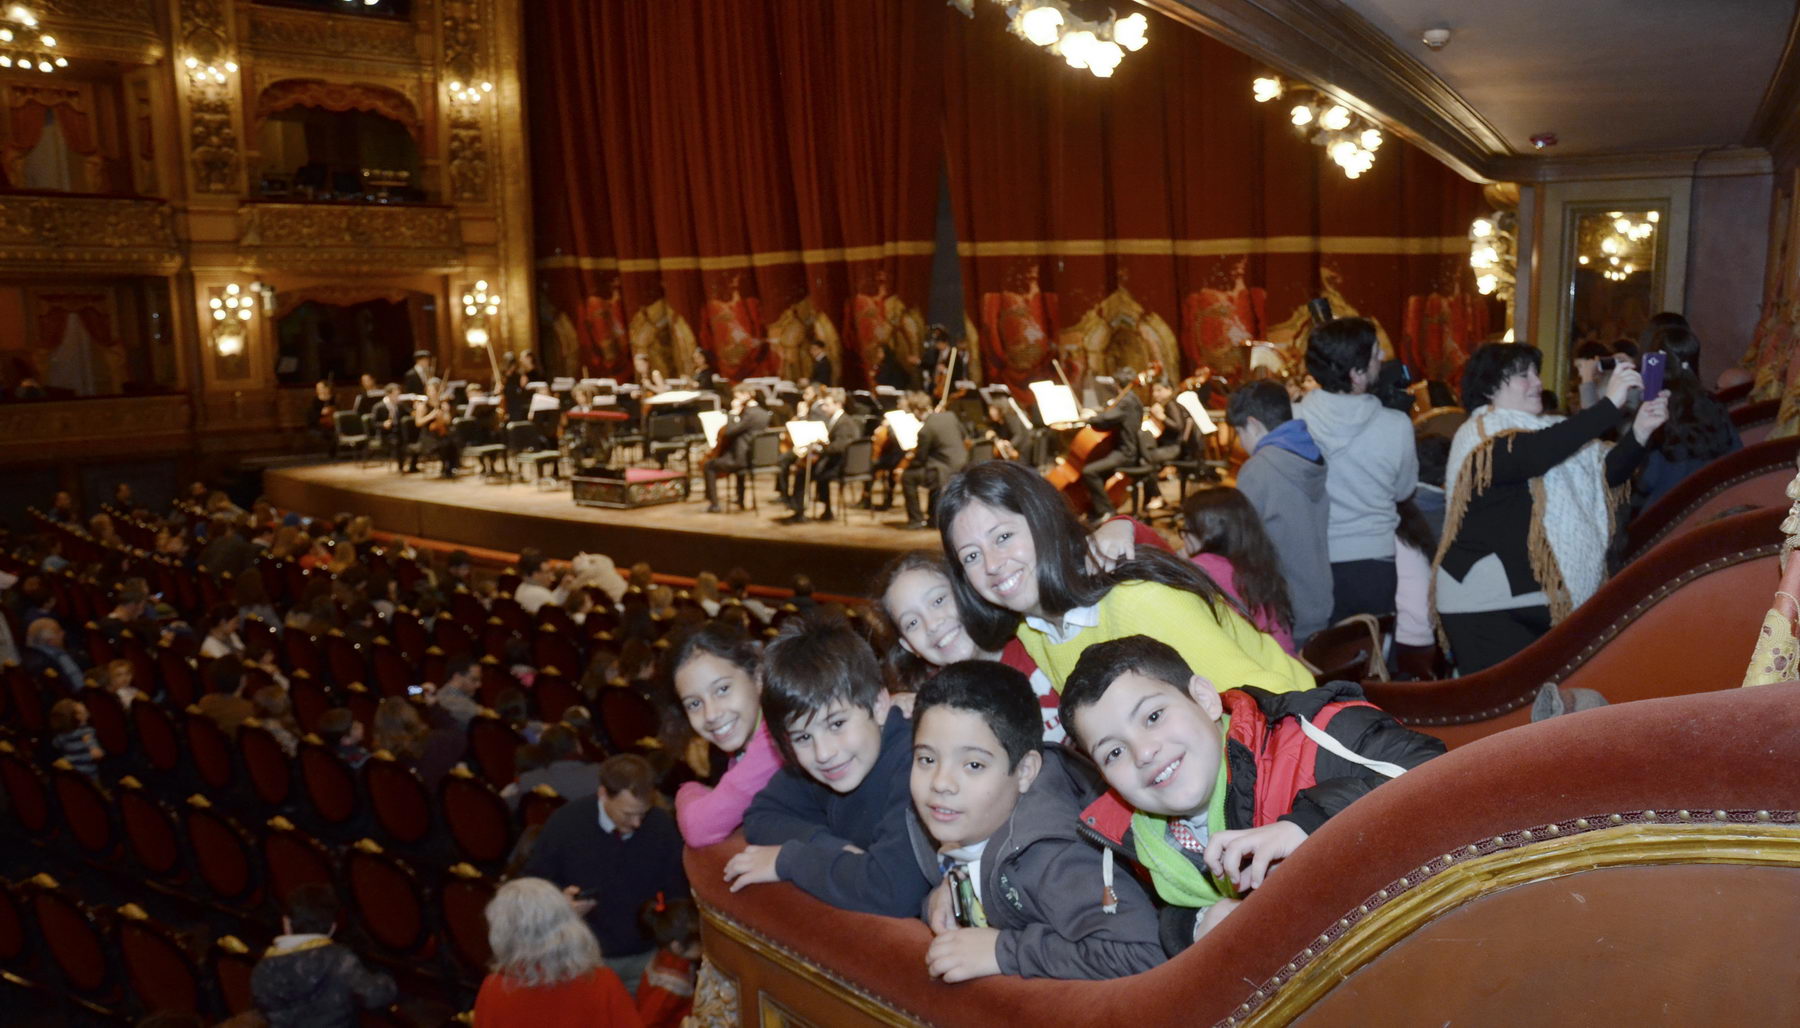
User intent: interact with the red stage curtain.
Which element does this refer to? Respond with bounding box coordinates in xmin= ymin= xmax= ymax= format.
xmin=526 ymin=2 xmax=1494 ymax=393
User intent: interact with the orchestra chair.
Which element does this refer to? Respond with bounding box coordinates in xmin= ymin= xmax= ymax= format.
xmin=455 ymin=416 xmax=508 ymax=483
xmin=262 ymin=815 xmax=338 ymax=913
xmin=0 ymin=738 xmax=53 ymax=839
xmin=439 ymin=768 xmax=516 ymax=869
xmin=23 ymin=873 xmax=120 ymax=1007
xmin=344 ymin=839 xmax=434 ymax=958
xmin=50 ymin=760 xmax=117 ymax=858
xmin=740 ymin=428 xmax=786 ymax=513
xmin=115 ymin=903 xmax=207 ymax=1020
xmin=117 ymin=776 xmax=186 ymax=884
xmin=359 ymin=412 xmax=387 ymax=468
xmin=439 ymin=864 xmax=497 ymax=983
xmin=504 ymin=421 xmax=561 ymax=488
xmin=645 ymin=412 xmax=693 ymax=469
xmin=333 ymin=411 xmax=372 ymax=463
xmin=180 ymin=796 xmax=262 ymax=906
xmin=832 ymin=438 xmax=876 ymax=522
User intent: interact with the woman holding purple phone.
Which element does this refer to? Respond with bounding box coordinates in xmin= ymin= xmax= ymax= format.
xmin=1430 ymin=342 xmax=1668 ymax=673
xmin=1632 ymin=326 xmax=1742 ymax=513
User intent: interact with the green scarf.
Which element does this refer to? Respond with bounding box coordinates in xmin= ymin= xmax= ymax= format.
xmin=1130 ymin=726 xmax=1237 ymax=909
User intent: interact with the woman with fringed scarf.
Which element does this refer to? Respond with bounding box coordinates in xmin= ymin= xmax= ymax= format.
xmin=1432 ymin=343 xmax=1668 ymax=674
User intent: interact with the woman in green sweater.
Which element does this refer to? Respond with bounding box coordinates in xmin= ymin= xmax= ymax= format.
xmin=937 ymin=461 xmax=1313 ymax=695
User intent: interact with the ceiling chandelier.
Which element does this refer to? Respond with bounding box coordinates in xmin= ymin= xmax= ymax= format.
xmin=1250 ymin=75 xmax=1383 ymax=179
xmin=0 ymin=5 xmax=62 ymax=74
xmin=949 ymin=0 xmax=1149 ymax=78
xmin=1576 ymin=210 xmax=1657 ymax=282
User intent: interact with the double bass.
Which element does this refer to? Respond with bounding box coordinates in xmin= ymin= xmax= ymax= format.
xmin=1042 ymin=360 xmax=1131 ymax=517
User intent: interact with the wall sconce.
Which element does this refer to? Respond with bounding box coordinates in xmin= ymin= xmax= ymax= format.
xmin=1252 ymin=74 xmax=1383 ymax=179
xmin=208 ymin=281 xmax=264 ymax=356
xmin=447 ymin=79 xmax=493 ymax=104
xmin=1468 ymin=212 xmax=1518 ymax=303
xmin=182 ymin=53 xmax=237 ymax=84
xmin=461 ymin=279 xmax=499 ymax=347
xmin=0 ymin=5 xmax=62 ymax=74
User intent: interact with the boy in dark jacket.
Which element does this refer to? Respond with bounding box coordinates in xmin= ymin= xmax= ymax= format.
xmin=1061 ymin=635 xmax=1444 ymax=954
xmin=908 ymin=662 xmax=1162 ymax=982
xmin=251 ymin=884 xmax=395 ymax=1028
xmin=727 ymin=613 xmax=932 ymax=917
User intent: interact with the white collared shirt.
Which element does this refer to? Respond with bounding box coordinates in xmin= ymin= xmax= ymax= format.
xmin=597 ymin=801 xmax=632 ymax=840
xmin=1023 ymin=601 xmax=1102 ymax=646
xmin=941 ymin=840 xmax=990 ymax=905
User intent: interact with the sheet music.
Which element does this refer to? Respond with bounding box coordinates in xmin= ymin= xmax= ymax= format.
xmin=529 ymin=392 xmax=561 ymax=414
xmin=698 ymin=410 xmax=727 ymax=448
xmin=1175 ymin=390 xmax=1218 ymax=435
xmin=1029 ymin=381 xmax=1080 ymax=426
xmin=786 ymin=418 xmax=829 ymax=450
xmin=883 ymin=410 xmax=922 ymax=451
xmin=646 ymin=389 xmax=702 ymax=405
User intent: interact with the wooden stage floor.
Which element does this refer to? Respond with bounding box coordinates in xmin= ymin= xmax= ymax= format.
xmin=263 ymin=460 xmax=931 ymax=597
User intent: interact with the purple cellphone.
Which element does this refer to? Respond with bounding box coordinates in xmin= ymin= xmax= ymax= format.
xmin=1641 ymin=352 xmax=1666 ymax=402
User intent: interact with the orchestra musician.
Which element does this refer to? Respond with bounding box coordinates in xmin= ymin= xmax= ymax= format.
xmin=703 ymin=385 xmax=771 ymax=513
xmin=463 ymin=385 xmax=505 ymax=476
xmin=808 ymin=339 xmax=834 ymax=387
xmin=901 ymin=390 xmax=968 ymax=530
xmin=1135 ymin=379 xmax=1195 ymax=510
xmin=410 ymin=381 xmax=462 ymax=478
xmin=307 ymin=380 xmax=338 ymax=457
xmin=1080 ymin=365 xmax=1147 ymax=521
xmin=351 ymin=373 xmax=383 ymax=415
xmin=691 ymin=348 xmax=723 ymax=394
xmin=919 ymin=325 xmax=952 ymax=392
xmin=987 ymin=393 xmax=1052 ymax=468
xmin=782 ymin=388 xmax=856 ymax=521
xmin=633 ymin=350 xmax=668 ymax=394
xmin=374 ymin=383 xmax=408 ymax=469
xmin=500 ymin=351 xmax=539 ymax=422
xmin=402 ymin=350 xmax=434 ymax=396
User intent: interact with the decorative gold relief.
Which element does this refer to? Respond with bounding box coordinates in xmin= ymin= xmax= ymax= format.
xmin=38 ymin=0 xmax=163 ymax=64
xmin=180 ymin=0 xmax=241 ymax=195
xmin=0 ymin=196 xmax=178 ymax=272
xmin=0 ymin=395 xmax=190 ymax=460
xmin=442 ymin=0 xmax=490 ymax=203
xmin=237 ymin=202 xmax=463 ymax=272
xmin=246 ymin=5 xmax=421 ymax=66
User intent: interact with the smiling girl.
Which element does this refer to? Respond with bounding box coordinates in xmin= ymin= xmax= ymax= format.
xmin=663 ymin=622 xmax=781 ymax=847
xmin=937 ymin=461 xmax=1313 ymax=695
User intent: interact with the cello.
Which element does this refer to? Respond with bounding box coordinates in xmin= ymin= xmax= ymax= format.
xmin=1042 ymin=360 xmax=1128 ymax=517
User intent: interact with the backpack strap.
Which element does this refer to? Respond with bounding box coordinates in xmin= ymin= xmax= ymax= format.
xmin=1295 ymin=711 xmax=1407 ymax=778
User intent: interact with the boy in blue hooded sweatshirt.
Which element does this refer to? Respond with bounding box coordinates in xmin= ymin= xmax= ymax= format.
xmin=1227 ymin=380 xmax=1333 ymax=646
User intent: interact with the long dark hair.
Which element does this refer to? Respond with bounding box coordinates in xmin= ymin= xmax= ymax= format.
xmin=1180 ymin=488 xmax=1294 ymax=634
xmin=868 ymin=550 xmax=954 ymax=692
xmin=935 ymin=461 xmax=1240 ymax=652
xmin=1646 ymin=327 xmax=1736 ymax=462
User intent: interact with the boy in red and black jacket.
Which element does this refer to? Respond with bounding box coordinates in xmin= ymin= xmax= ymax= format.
xmin=1060 ymin=634 xmax=1444 ymax=955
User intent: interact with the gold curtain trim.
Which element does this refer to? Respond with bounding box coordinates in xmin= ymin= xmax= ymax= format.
xmin=537 ymin=236 xmax=1466 ymax=273
xmin=538 ymin=240 xmax=937 ymax=274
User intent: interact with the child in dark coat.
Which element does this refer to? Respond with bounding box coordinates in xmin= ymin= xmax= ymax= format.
xmin=251 ymin=884 xmax=395 ymax=1027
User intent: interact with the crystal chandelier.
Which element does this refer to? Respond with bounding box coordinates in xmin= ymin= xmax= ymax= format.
xmin=0 ymin=5 xmax=62 ymax=74
xmin=1250 ymin=75 xmax=1384 ymax=179
xmin=949 ymin=0 xmax=1149 ymax=79
xmin=1576 ymin=211 xmax=1657 ymax=282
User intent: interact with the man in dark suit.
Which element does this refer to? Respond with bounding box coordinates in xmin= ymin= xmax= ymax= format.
xmin=919 ymin=325 xmax=951 ymax=392
xmin=1081 ymin=366 xmax=1145 ymax=520
xmin=703 ymin=386 xmax=772 ymax=512
xmin=401 ymin=350 xmax=434 ymax=396
xmin=373 ymin=384 xmax=410 ymax=471
xmin=787 ymin=389 xmax=858 ymax=521
xmin=808 ymin=340 xmax=834 ymax=387
xmin=901 ymin=392 xmax=968 ymax=529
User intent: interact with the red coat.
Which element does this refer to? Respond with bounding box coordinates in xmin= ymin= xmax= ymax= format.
xmin=635 ymin=948 xmax=695 ymax=1028
xmin=474 ymin=968 xmax=641 ymax=1027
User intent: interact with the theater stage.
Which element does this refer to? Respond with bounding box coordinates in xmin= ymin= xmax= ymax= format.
xmin=263 ymin=461 xmax=927 ymax=597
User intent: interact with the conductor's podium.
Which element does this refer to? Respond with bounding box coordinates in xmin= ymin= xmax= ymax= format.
xmin=688 ymin=683 xmax=1800 ymax=1026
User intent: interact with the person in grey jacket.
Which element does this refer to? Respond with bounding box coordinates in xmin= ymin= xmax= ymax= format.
xmin=1227 ymin=381 xmax=1333 ymax=646
xmin=1294 ymin=318 xmax=1418 ymax=621
xmin=908 ymin=662 xmax=1162 ymax=982
xmin=251 ymin=884 xmax=395 ymax=1028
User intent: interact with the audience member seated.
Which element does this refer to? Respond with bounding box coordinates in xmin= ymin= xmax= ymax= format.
xmin=475 ymin=877 xmax=643 ymax=1026
xmin=1633 ymin=325 xmax=1742 ymax=513
xmin=318 ymin=707 xmax=371 ymax=769
xmin=661 ymin=622 xmax=780 ymax=845
xmin=251 ymin=883 xmax=396 ymax=1028
xmin=97 ymin=586 xmax=158 ymax=645
xmin=1059 ymin=635 xmax=1443 ymax=954
xmin=1436 ymin=343 xmax=1666 ymax=674
xmin=372 ymin=695 xmax=465 ymax=790
xmin=727 ymin=615 xmax=931 ymax=917
xmin=199 ymin=603 xmax=246 ymax=660
xmin=102 ymin=658 xmax=149 ymax=708
xmin=1294 ymin=317 xmax=1418 ymax=621
xmin=1178 ymin=489 xmax=1298 ymax=655
xmin=937 ymin=460 xmax=1312 ymax=695
xmin=198 ymin=660 xmax=256 ymax=736
xmin=427 ymin=654 xmax=483 ymax=726
xmin=516 ymin=549 xmax=572 ymax=615
xmin=635 ymin=896 xmax=701 ymax=1028
xmin=1412 ymin=432 xmax=1450 ymax=542
xmin=504 ymin=724 xmax=601 ymax=809
xmin=525 ymin=754 xmax=689 ymax=993
xmin=49 ymin=697 xmax=103 ymax=778
xmin=22 ymin=616 xmax=87 ymax=687
xmin=253 ymin=685 xmax=301 ymax=756
xmin=1225 ymin=380 xmax=1333 ymax=646
xmin=199 ymin=515 xmax=256 ymax=580
xmin=909 ymin=663 xmax=1162 ymax=982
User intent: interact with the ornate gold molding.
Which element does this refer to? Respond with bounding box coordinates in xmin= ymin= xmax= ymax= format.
xmin=1235 ymin=812 xmax=1800 ymax=1025
xmin=442 ymin=0 xmax=490 ymax=203
xmin=0 ymin=395 xmax=191 ymax=461
xmin=699 ymin=903 xmax=927 ymax=1028
xmin=245 ymin=5 xmax=423 ymax=68
xmin=237 ymin=202 xmax=464 ymax=272
xmin=0 ymin=196 xmax=179 ymax=272
xmin=179 ymin=0 xmax=242 ymax=195
xmin=39 ymin=0 xmax=164 ymax=64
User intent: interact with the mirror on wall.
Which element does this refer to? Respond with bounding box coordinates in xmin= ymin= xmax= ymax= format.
xmin=1564 ymin=204 xmax=1668 ymax=351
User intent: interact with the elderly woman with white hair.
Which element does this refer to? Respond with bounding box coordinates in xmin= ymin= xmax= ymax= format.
xmin=474 ymin=877 xmax=642 ymax=1026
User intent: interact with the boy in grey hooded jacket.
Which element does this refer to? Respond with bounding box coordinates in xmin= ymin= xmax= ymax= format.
xmin=1228 ymin=381 xmax=1334 ymax=646
xmin=1295 ymin=318 xmax=1418 ymax=621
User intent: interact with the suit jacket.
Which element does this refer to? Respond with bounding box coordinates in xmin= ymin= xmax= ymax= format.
xmin=815 ymin=410 xmax=860 ymax=477
xmin=375 ymin=398 xmax=406 ymax=435
xmin=721 ymin=404 xmax=771 ymax=464
xmin=810 ymin=355 xmax=834 ymax=386
xmin=402 ymin=366 xmax=430 ymax=396
xmin=916 ymin=410 xmax=968 ymax=478
xmin=1090 ymin=392 xmax=1146 ymax=463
